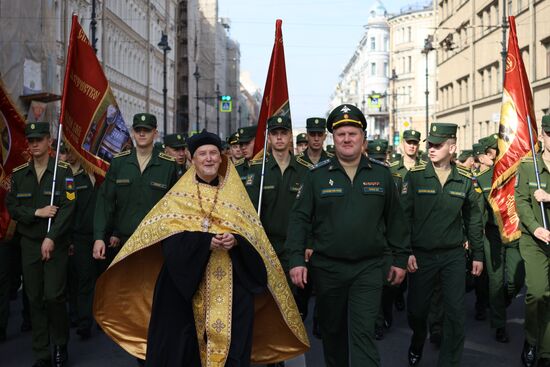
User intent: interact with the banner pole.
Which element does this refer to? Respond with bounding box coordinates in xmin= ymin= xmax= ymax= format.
xmin=257 ymin=124 xmax=269 ymax=217
xmin=526 ymin=115 xmax=548 ymax=233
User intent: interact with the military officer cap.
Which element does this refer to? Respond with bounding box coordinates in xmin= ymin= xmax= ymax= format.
xmin=367 ymin=139 xmax=389 ymax=158
xmin=306 ymin=117 xmax=327 ymax=132
xmin=187 ymin=129 xmax=222 ymax=157
xmin=326 ymin=144 xmax=335 ymax=154
xmin=296 ymin=133 xmax=307 ymax=144
xmin=237 ymin=125 xmax=258 ymax=143
xmin=25 ymin=121 xmax=50 ymax=138
xmin=472 ymin=143 xmax=485 ymax=156
xmin=228 ymin=131 xmax=240 ymax=145
xmin=542 ymin=115 xmax=550 ymax=132
xmin=389 ymin=152 xmax=402 ymax=163
xmin=458 ymin=149 xmax=473 ymax=161
xmin=426 ymin=122 xmax=457 ymax=144
xmin=326 ymin=104 xmax=367 ymax=133
xmin=133 ymin=113 xmax=157 ymax=130
xmin=154 ymin=141 xmax=165 ymax=150
xmin=403 ymin=129 xmax=421 ymax=142
xmin=267 ymin=115 xmax=291 ymax=131
xmin=479 ymin=134 xmax=498 ymax=150
xmin=164 ymin=133 xmax=186 ymax=149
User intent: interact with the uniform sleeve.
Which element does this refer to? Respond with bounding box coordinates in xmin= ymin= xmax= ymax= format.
xmin=244 ymin=166 xmax=260 ymax=210
xmin=167 ymin=160 xmax=178 ymax=190
xmin=400 ymin=171 xmax=414 ymax=228
xmin=383 ymin=169 xmax=411 ymax=269
xmin=515 ymin=163 xmax=540 ymax=235
xmin=462 ymin=180 xmax=484 ymax=261
xmin=47 ymin=167 xmax=76 ymax=242
xmin=6 ymin=174 xmax=37 ymax=225
xmin=286 ymin=171 xmax=314 ymax=269
xmin=94 ymin=162 xmax=116 ymax=241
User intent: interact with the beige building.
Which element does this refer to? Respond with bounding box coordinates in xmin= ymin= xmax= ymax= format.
xmin=434 ymin=0 xmax=550 ymax=151
xmin=388 ymin=4 xmax=436 ymax=144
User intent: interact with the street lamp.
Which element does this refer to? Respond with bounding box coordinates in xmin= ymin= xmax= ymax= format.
xmin=157 ymin=32 xmax=171 ymax=137
xmin=389 ymin=68 xmax=398 ymax=144
xmin=193 ymin=65 xmax=200 ymax=133
xmin=421 ymin=35 xmax=435 ymax=140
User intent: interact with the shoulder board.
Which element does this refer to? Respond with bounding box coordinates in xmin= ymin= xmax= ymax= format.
xmin=419 ymin=158 xmax=428 ymax=165
xmin=113 ymin=150 xmax=131 ymax=158
xmin=477 ymin=167 xmax=491 ymax=176
xmin=410 ymin=164 xmax=426 ymax=172
xmin=368 ymin=157 xmax=389 ymax=167
xmin=521 ymin=156 xmax=535 ymax=163
xmin=326 ymin=151 xmax=334 ymax=157
xmin=296 ymin=156 xmax=313 ymax=169
xmin=457 ymin=167 xmax=472 ymax=178
xmin=158 ymin=152 xmax=176 ymax=162
xmin=250 ymin=158 xmax=264 ymax=166
xmin=389 ymin=161 xmax=399 ymax=167
xmin=234 ymin=158 xmax=245 ymax=166
xmin=74 ymin=168 xmax=85 ymax=176
xmin=310 ymin=159 xmax=331 ymax=171
xmin=392 ymin=172 xmax=402 ymax=178
xmin=12 ymin=162 xmax=29 ymax=173
xmin=57 ymin=161 xmax=69 ymax=168
xmin=296 ymin=152 xmax=304 ymax=157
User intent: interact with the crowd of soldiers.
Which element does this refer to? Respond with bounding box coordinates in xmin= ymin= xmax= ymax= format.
xmin=0 ymin=104 xmax=548 ymax=367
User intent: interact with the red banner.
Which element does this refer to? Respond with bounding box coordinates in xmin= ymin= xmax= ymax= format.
xmin=0 ymin=80 xmax=30 ymax=240
xmin=61 ymin=15 xmax=132 ymax=177
xmin=253 ymin=19 xmax=291 ymax=156
xmin=489 ymin=16 xmax=537 ymax=243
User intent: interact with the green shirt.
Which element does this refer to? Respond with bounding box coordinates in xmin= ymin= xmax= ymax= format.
xmin=474 ymin=166 xmax=495 ymax=226
xmin=72 ymin=168 xmax=98 ymax=236
xmin=390 ymin=155 xmax=420 ymax=193
xmin=6 ymin=158 xmax=75 ymax=242
xmin=235 ymin=158 xmax=251 ymax=185
xmin=515 ymin=154 xmax=550 ymax=237
xmin=94 ymin=147 xmax=178 ymax=241
xmin=296 ymin=148 xmax=333 ymax=168
xmin=401 ymin=161 xmax=484 ymax=261
xmin=244 ymin=155 xmax=309 ymax=259
xmin=287 ymin=155 xmax=411 ymax=269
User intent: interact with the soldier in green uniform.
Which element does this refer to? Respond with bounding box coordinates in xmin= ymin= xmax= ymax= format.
xmin=366 ymin=139 xmax=389 ymax=161
xmin=288 ymin=104 xmax=410 ymax=367
xmin=6 ymin=122 xmax=75 ymax=367
xmin=474 ymin=135 xmax=524 ymax=343
xmin=295 ymin=132 xmax=308 ymax=154
xmin=389 ymin=152 xmax=402 ymax=164
xmin=297 ymin=117 xmax=333 ymax=167
xmin=234 ymin=125 xmax=257 ymax=184
xmin=514 ymin=115 xmax=550 ymax=367
xmin=403 ymin=122 xmax=484 ymax=367
xmin=326 ymin=144 xmax=335 ymax=155
xmin=227 ymin=131 xmax=242 ymax=164
xmin=164 ymin=133 xmax=188 ymax=178
xmin=93 ymin=113 xmax=178 ymax=261
xmin=456 ymin=149 xmax=474 ymax=170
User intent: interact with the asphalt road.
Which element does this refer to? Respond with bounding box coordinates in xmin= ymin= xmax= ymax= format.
xmin=0 ymin=290 xmax=528 ymax=366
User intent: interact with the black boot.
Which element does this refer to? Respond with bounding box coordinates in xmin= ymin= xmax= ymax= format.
xmin=521 ymin=340 xmax=537 ymax=367
xmin=53 ymin=345 xmax=68 ymax=367
xmin=374 ymin=325 xmax=384 ymax=340
xmin=408 ymin=345 xmax=423 ymax=366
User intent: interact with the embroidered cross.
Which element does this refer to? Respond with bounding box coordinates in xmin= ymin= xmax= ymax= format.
xmin=212 ymin=319 xmax=225 ymax=333
xmin=213 ymin=266 xmax=226 ymax=281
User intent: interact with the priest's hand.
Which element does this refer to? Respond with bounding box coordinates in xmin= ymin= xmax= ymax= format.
xmin=93 ymin=240 xmax=106 ymax=259
xmin=211 ymin=233 xmax=237 ymax=250
xmin=41 ymin=237 xmax=55 ymax=261
xmin=290 ymin=266 xmax=308 ymax=289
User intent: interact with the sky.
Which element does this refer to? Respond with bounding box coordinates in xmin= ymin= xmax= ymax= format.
xmin=218 ymin=0 xmax=429 ymax=128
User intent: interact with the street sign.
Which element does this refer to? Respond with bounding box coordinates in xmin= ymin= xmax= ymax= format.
xmin=220 ymin=95 xmax=232 ymax=112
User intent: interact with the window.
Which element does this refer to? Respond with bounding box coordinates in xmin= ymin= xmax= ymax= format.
xmin=487 ymin=67 xmax=493 ymax=95
xmin=383 ymin=36 xmax=388 ymax=51
xmin=545 ymin=41 xmax=550 ymax=77
xmin=480 ymin=70 xmax=485 ymax=98
xmin=408 ymin=86 xmax=412 ymax=104
xmin=384 ymin=62 xmax=388 ymax=77
xmin=408 ymin=56 xmax=412 ymax=73
xmin=370 ymin=37 xmax=376 ymax=51
xmin=507 ymin=0 xmax=513 ymax=15
xmin=407 ymin=27 xmax=412 ymax=42
xmin=371 ymin=62 xmax=376 ymax=76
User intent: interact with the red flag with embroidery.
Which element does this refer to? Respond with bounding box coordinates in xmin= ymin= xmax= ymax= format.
xmin=253 ymin=19 xmax=291 ymax=156
xmin=0 ymin=79 xmax=30 ymax=240
xmin=61 ymin=15 xmax=132 ymax=177
xmin=489 ymin=16 xmax=537 ymax=243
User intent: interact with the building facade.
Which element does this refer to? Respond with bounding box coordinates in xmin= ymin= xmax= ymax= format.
xmin=388 ymin=3 xmax=436 ymax=145
xmin=434 ymin=0 xmax=550 ymax=151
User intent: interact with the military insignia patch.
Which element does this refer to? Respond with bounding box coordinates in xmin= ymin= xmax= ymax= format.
xmin=66 ymin=191 xmax=75 ymax=201
xmin=245 ymin=174 xmax=255 ymax=186
xmin=329 ymin=179 xmax=334 ymax=186
xmin=65 ymin=178 xmax=74 ymax=191
xmin=401 ymin=181 xmax=408 ymax=195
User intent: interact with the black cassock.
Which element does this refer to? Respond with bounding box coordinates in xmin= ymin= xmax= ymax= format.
xmin=144 ymin=229 xmax=267 ymax=367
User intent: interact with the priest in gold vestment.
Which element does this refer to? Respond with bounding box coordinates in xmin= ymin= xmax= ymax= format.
xmin=93 ymin=130 xmax=309 ymax=367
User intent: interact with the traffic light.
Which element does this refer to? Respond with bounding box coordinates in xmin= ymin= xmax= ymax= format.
xmin=219 ymin=95 xmax=232 ymax=112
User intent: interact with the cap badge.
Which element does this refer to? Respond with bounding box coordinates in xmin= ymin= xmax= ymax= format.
xmin=329 ymin=179 xmax=334 ymax=186
xmin=31 ymin=123 xmax=35 ymax=130
xmin=412 ymin=131 xmax=416 ymax=135
xmin=315 ymin=119 xmax=319 ymax=124
xmin=340 ymin=106 xmax=351 ymax=113
xmin=344 ymin=114 xmax=349 ymax=119
xmin=239 ymin=129 xmax=244 ymax=134
xmin=376 ymin=146 xmax=381 ymax=151
xmin=141 ymin=115 xmax=146 ymax=121
xmin=432 ymin=126 xmax=437 ymax=132
xmin=277 ymin=117 xmax=283 ymax=123
xmin=177 ymin=134 xmax=182 ymax=139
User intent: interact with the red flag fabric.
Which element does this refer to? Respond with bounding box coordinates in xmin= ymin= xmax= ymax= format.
xmin=489 ymin=16 xmax=537 ymax=243
xmin=0 ymin=80 xmax=30 ymax=240
xmin=61 ymin=15 xmax=132 ymax=177
xmin=253 ymin=19 xmax=291 ymax=156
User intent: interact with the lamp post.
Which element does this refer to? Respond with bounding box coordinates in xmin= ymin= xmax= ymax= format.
xmin=421 ymin=35 xmax=434 ymax=140
xmin=91 ymin=0 xmax=98 ymax=53
xmin=216 ymin=84 xmax=221 ymax=135
xmin=389 ymin=68 xmax=398 ymax=144
xmin=157 ymin=32 xmax=171 ymax=137
xmin=193 ymin=65 xmax=200 ymax=133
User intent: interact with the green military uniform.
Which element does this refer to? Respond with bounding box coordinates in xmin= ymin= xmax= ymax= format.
xmin=515 ymin=150 xmax=550 ymax=362
xmin=69 ymin=166 xmax=99 ymax=337
xmin=287 ymin=104 xmax=410 ymax=366
xmin=366 ymin=139 xmax=389 ymax=161
xmin=0 ymin=235 xmax=20 ymax=341
xmin=389 ymin=152 xmax=402 ymax=163
xmin=94 ymin=114 xmax=178 ymax=246
xmin=245 ymin=116 xmax=309 ymax=269
xmin=402 ymin=123 xmax=484 ymax=366
xmin=6 ymin=122 xmax=75 ymax=362
xmin=326 ymin=144 xmax=335 ymax=154
xmin=164 ymin=133 xmax=188 ymax=178
xmin=475 ymin=165 xmax=524 ymax=334
xmin=235 ymin=125 xmax=257 ymax=185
